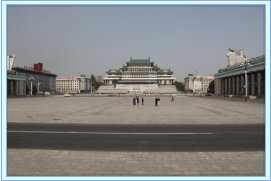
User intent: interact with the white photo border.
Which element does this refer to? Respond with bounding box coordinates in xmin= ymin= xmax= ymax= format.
xmin=1 ymin=1 xmax=270 ymax=180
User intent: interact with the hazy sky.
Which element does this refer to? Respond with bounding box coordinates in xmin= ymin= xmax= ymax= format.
xmin=7 ymin=5 xmax=265 ymax=81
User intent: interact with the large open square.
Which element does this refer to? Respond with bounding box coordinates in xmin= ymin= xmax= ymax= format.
xmin=7 ymin=96 xmax=265 ymax=176
xmin=8 ymin=95 xmax=265 ymax=125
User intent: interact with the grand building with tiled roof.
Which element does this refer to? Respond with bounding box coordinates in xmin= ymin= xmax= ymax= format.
xmin=103 ymin=57 xmax=176 ymax=85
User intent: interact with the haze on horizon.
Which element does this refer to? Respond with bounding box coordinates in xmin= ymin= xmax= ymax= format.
xmin=7 ymin=5 xmax=265 ymax=82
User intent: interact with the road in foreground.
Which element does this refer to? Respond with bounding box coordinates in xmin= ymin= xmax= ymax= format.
xmin=8 ymin=123 xmax=265 ymax=152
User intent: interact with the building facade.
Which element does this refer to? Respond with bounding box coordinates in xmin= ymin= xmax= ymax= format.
xmin=214 ymin=49 xmax=265 ymax=97
xmin=78 ymin=75 xmax=91 ymax=93
xmin=56 ymin=76 xmax=90 ymax=94
xmin=7 ymin=71 xmax=26 ymax=96
xmin=184 ymin=75 xmax=214 ymax=93
xmin=7 ymin=55 xmax=27 ymax=96
xmin=13 ymin=64 xmax=57 ymax=95
xmin=103 ymin=57 xmax=176 ymax=85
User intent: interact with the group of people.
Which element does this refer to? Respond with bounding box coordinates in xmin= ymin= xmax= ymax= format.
xmin=132 ymin=96 xmax=175 ymax=106
xmin=133 ymin=96 xmax=144 ymax=106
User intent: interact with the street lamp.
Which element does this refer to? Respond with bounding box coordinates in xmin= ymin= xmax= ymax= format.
xmin=244 ymin=60 xmax=250 ymax=101
xmin=90 ymin=81 xmax=93 ymax=95
xmin=29 ymin=75 xmax=35 ymax=96
xmin=36 ymin=79 xmax=40 ymax=95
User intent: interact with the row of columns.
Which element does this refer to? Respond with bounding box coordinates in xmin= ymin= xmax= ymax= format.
xmin=7 ymin=80 xmax=26 ymax=96
xmin=104 ymin=80 xmax=112 ymax=84
xmin=104 ymin=79 xmax=174 ymax=85
xmin=215 ymin=71 xmax=264 ymax=97
xmin=158 ymin=80 xmax=174 ymax=84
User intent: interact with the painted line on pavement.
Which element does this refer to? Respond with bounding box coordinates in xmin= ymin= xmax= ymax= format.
xmin=7 ymin=130 xmax=213 ymax=135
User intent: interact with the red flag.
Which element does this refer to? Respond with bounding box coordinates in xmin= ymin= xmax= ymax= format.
xmin=243 ymin=55 xmax=247 ymax=58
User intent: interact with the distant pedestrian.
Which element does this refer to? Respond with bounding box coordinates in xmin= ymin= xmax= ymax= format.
xmin=158 ymin=97 xmax=160 ymax=105
xmin=155 ymin=97 xmax=158 ymax=106
xmin=171 ymin=95 xmax=174 ymax=102
xmin=137 ymin=96 xmax=139 ymax=105
xmin=142 ymin=97 xmax=144 ymax=105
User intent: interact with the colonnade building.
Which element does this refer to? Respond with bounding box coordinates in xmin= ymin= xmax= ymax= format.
xmin=8 ymin=55 xmax=57 ymax=96
xmin=214 ymin=49 xmax=265 ymax=97
xmin=7 ymin=55 xmax=26 ymax=96
xmin=103 ymin=57 xmax=176 ymax=85
xmin=13 ymin=65 xmax=57 ymax=95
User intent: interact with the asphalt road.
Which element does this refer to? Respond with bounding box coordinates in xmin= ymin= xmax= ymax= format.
xmin=7 ymin=123 xmax=265 ymax=152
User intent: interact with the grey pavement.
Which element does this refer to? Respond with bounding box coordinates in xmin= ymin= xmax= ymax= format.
xmin=7 ymin=96 xmax=266 ymax=176
xmin=8 ymin=149 xmax=264 ymax=176
xmin=7 ymin=96 xmax=265 ymax=125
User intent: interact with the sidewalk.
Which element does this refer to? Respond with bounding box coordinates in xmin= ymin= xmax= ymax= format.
xmin=8 ymin=149 xmax=265 ymax=176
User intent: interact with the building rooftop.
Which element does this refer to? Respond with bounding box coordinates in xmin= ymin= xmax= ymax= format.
xmin=127 ymin=57 xmax=152 ymax=64
xmin=218 ymin=55 xmax=265 ymax=73
xmin=13 ymin=67 xmax=57 ymax=77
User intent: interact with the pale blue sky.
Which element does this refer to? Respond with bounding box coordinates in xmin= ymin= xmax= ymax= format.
xmin=7 ymin=5 xmax=265 ymax=81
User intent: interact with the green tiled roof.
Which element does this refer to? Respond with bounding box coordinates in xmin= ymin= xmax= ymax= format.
xmin=130 ymin=59 xmax=150 ymax=64
xmin=158 ymin=69 xmax=173 ymax=74
xmin=106 ymin=69 xmax=122 ymax=74
xmin=214 ymin=60 xmax=265 ymax=77
xmin=128 ymin=57 xmax=151 ymax=64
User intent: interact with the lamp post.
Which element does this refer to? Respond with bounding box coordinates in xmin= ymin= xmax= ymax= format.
xmin=90 ymin=81 xmax=93 ymax=95
xmin=244 ymin=61 xmax=250 ymax=102
xmin=37 ymin=80 xmax=40 ymax=95
xmin=29 ymin=75 xmax=35 ymax=96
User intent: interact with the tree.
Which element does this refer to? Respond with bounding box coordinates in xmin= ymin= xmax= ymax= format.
xmin=90 ymin=74 xmax=97 ymax=84
xmin=207 ymin=80 xmax=215 ymax=94
xmin=175 ymin=81 xmax=185 ymax=91
xmin=90 ymin=74 xmax=103 ymax=90
xmin=96 ymin=75 xmax=104 ymax=83
xmin=112 ymin=79 xmax=119 ymax=88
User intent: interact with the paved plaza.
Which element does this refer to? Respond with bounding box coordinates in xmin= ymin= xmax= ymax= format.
xmin=7 ymin=96 xmax=265 ymax=176
xmin=8 ymin=95 xmax=265 ymax=125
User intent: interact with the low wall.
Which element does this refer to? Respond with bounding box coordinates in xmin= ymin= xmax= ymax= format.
xmin=97 ymin=84 xmax=177 ymax=94
xmin=116 ymin=84 xmax=159 ymax=91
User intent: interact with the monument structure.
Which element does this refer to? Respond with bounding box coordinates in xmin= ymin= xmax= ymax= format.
xmin=215 ymin=49 xmax=265 ymax=98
